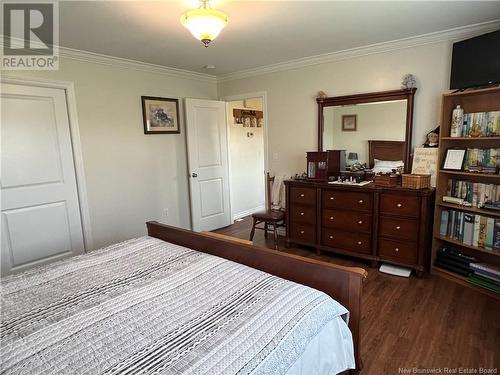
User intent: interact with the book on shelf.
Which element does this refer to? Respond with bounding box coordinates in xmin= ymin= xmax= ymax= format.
xmin=435 ymin=246 xmax=477 ymax=276
xmin=451 ymin=111 xmax=500 ymax=137
xmin=444 ymin=179 xmax=499 ymax=208
xmin=439 ymin=208 xmax=500 ymax=252
xmin=434 ymin=248 xmax=500 ymax=294
xmin=463 ymin=148 xmax=499 ymax=174
xmin=467 ymin=275 xmax=500 ymax=294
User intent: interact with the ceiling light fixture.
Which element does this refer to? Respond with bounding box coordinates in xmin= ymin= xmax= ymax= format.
xmin=180 ymin=0 xmax=229 ymax=48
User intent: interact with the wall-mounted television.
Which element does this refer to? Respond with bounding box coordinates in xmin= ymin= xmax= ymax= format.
xmin=450 ymin=30 xmax=500 ymax=90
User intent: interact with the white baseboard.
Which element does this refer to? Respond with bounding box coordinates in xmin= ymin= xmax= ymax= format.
xmin=233 ymin=205 xmax=265 ymax=221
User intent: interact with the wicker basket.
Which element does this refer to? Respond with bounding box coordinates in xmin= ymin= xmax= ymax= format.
xmin=402 ymin=174 xmax=431 ymax=189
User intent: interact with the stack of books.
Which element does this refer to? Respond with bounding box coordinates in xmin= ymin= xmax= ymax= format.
xmin=435 ymin=247 xmax=477 ymax=276
xmin=468 ymin=263 xmax=500 ymax=294
xmin=445 ymin=179 xmax=499 ymax=208
xmin=452 ymin=111 xmax=500 ymax=137
xmin=463 ymin=148 xmax=500 ymax=174
xmin=439 ymin=209 xmax=500 ymax=251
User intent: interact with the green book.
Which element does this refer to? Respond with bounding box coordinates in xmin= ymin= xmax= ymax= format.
xmin=468 ymin=275 xmax=500 ymax=294
xmin=485 ymin=217 xmax=494 ymax=250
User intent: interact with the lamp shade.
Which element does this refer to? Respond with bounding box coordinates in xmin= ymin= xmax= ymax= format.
xmin=181 ymin=7 xmax=229 ymax=47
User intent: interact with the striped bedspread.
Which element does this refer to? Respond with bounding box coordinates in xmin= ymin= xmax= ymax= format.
xmin=1 ymin=236 xmax=351 ymax=374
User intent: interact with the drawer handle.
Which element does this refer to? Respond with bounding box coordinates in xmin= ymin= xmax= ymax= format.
xmin=395 ymin=247 xmax=399 ymax=252
xmin=300 ymin=193 xmax=305 ymax=197
xmin=358 ymin=220 xmax=363 ymax=224
xmin=357 ymin=241 xmax=362 ymax=245
xmin=300 ymin=212 xmax=305 ymax=216
xmin=329 ymin=235 xmax=334 ymax=239
xmin=329 ymin=216 xmax=334 ymax=220
xmin=397 ymin=203 xmax=402 ymax=208
xmin=396 ymin=226 xmax=401 ymax=230
xmin=330 ymin=196 xmax=335 ymax=200
xmin=358 ymin=199 xmax=364 ymax=204
xmin=300 ymin=230 xmax=305 ymax=234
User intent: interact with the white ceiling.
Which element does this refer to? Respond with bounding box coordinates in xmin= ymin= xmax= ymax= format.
xmin=59 ymin=1 xmax=500 ymax=76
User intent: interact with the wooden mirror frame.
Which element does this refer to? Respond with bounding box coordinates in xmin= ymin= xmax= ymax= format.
xmin=317 ymin=88 xmax=417 ymax=173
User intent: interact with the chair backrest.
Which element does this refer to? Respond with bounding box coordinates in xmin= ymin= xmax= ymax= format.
xmin=265 ymin=172 xmax=275 ymax=211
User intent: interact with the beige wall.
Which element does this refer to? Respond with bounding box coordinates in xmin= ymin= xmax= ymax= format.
xmin=218 ymin=41 xmax=451 ymax=175
xmin=227 ymin=98 xmax=265 ymax=219
xmin=3 ymin=57 xmax=217 ymax=249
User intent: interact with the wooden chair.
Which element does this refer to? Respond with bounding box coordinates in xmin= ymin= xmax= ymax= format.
xmin=249 ymin=173 xmax=286 ymax=250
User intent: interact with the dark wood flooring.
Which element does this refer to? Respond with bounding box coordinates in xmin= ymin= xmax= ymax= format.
xmin=214 ymin=217 xmax=500 ymax=374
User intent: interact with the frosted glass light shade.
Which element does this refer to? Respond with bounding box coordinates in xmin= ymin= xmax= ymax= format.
xmin=181 ymin=8 xmax=229 ymax=47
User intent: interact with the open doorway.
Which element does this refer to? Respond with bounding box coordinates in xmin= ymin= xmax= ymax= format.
xmin=225 ymin=95 xmax=267 ymax=221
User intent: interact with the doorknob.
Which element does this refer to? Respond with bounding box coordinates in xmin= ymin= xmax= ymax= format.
xmin=191 ymin=173 xmax=198 ymax=177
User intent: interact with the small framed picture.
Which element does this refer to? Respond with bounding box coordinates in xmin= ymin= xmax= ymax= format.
xmin=442 ymin=148 xmax=466 ymax=170
xmin=342 ymin=115 xmax=357 ymax=131
xmin=141 ymin=96 xmax=180 ymax=134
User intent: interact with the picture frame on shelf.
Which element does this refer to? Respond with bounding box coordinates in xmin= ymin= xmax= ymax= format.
xmin=141 ymin=96 xmax=180 ymax=134
xmin=342 ymin=115 xmax=357 ymax=131
xmin=442 ymin=148 xmax=466 ymax=171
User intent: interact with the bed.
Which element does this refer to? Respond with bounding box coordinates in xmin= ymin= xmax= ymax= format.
xmin=1 ymin=222 xmax=367 ymax=375
xmin=368 ymin=140 xmax=406 ymax=170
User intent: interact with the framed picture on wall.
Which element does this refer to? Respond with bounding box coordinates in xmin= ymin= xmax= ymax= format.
xmin=342 ymin=115 xmax=357 ymax=131
xmin=141 ymin=96 xmax=180 ymax=134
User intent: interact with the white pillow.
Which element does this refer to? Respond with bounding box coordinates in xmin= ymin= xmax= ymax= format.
xmin=372 ymin=159 xmax=404 ymax=174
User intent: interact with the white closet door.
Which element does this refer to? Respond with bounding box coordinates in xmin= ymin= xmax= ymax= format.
xmin=185 ymin=98 xmax=231 ymax=232
xmin=1 ymin=83 xmax=85 ymax=275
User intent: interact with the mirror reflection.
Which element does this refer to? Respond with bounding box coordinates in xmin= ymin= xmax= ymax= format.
xmin=322 ymin=99 xmax=408 ymax=167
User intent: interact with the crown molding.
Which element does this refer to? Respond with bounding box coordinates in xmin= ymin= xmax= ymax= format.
xmin=0 ymin=36 xmax=217 ymax=83
xmin=2 ymin=20 xmax=498 ymax=84
xmin=218 ymin=20 xmax=500 ymax=82
xmin=58 ymin=46 xmax=217 ymax=83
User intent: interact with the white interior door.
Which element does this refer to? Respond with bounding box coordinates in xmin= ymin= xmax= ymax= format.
xmin=1 ymin=83 xmax=85 ymax=275
xmin=185 ymin=98 xmax=231 ymax=232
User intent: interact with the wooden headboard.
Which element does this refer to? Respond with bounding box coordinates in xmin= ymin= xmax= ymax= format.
xmin=368 ymin=140 xmax=406 ymax=169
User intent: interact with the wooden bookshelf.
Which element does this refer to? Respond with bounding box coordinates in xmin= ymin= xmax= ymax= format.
xmin=432 ymin=86 xmax=500 ymax=299
xmin=437 ymin=202 xmax=500 ymax=218
xmin=433 ymin=266 xmax=500 ymax=300
xmin=435 ymin=235 xmax=500 ymax=256
xmin=439 ymin=170 xmax=500 ymax=179
xmin=440 ymin=136 xmax=500 ymax=141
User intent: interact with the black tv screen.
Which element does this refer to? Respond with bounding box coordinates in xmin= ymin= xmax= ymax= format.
xmin=450 ymin=30 xmax=500 ymax=90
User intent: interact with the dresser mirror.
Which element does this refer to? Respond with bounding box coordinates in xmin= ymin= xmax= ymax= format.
xmin=317 ymin=88 xmax=416 ymax=173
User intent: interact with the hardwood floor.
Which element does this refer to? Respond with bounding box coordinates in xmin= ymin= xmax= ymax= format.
xmin=214 ymin=217 xmax=500 ymax=374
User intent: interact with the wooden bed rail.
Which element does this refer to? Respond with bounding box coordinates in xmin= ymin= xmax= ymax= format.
xmin=147 ymin=221 xmax=367 ymax=373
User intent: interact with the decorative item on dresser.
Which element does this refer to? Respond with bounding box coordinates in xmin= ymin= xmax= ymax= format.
xmin=432 ymin=86 xmax=500 ymax=300
xmin=285 ymin=180 xmax=434 ymax=277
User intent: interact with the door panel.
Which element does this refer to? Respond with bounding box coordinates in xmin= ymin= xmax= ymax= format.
xmin=1 ymin=83 xmax=85 ymax=275
xmin=185 ymin=98 xmax=231 ymax=232
xmin=2 ymin=95 xmax=63 ymax=188
xmin=3 ymin=202 xmax=73 ymax=266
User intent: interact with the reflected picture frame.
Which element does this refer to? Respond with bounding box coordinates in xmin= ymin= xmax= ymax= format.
xmin=442 ymin=148 xmax=466 ymax=171
xmin=342 ymin=115 xmax=357 ymax=131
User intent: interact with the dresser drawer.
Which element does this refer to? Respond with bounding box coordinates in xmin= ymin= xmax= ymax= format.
xmin=380 ymin=194 xmax=420 ymax=217
xmin=290 ymin=187 xmax=316 ymax=206
xmin=321 ymin=229 xmax=371 ymax=254
xmin=323 ymin=190 xmax=372 ymax=212
xmin=290 ymin=223 xmax=316 ymax=244
xmin=378 ymin=238 xmax=417 ymax=264
xmin=379 ymin=216 xmax=418 ymax=241
xmin=322 ymin=209 xmax=372 ymax=233
xmin=289 ymin=205 xmax=316 ymax=225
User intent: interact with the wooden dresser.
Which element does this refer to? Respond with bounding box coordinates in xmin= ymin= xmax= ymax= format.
xmin=285 ymin=180 xmax=435 ymax=276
